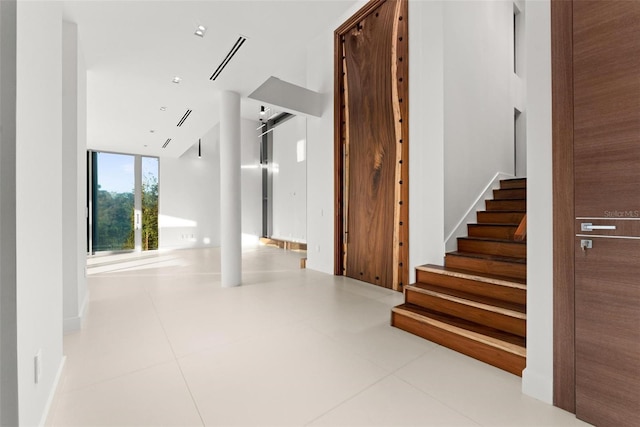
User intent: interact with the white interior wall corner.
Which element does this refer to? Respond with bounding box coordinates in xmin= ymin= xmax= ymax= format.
xmin=271 ymin=115 xmax=307 ymax=243
xmin=16 ymin=1 xmax=65 ymax=424
xmin=443 ymin=0 xmax=515 ymax=237
xmin=76 ymin=32 xmax=88 ymax=315
xmin=522 ymin=0 xmax=553 ymax=403
xmin=159 ymin=124 xmax=221 ymax=249
xmin=409 ymin=0 xmax=446 ymax=284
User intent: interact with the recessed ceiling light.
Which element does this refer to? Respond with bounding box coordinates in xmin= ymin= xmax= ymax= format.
xmin=160 ymin=106 xmax=167 ymax=111
xmin=172 ymin=76 xmax=182 ymax=84
xmin=195 ymin=25 xmax=207 ymax=37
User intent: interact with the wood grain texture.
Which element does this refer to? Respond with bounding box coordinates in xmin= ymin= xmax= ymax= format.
xmin=551 ymin=0 xmax=575 ymax=412
xmin=574 ymin=219 xmax=640 ymax=239
xmin=405 ymin=286 xmax=526 ymax=337
xmin=513 ymin=214 xmax=527 ymax=242
xmin=572 ymin=1 xmax=640 ymax=425
xmin=445 ymin=253 xmax=526 ymax=281
xmin=410 ymin=282 xmax=526 ymax=314
xmin=416 ymin=266 xmax=526 ymax=306
xmin=457 ymin=237 xmax=527 ymax=258
xmin=575 ymin=238 xmax=640 ymax=426
xmin=500 ymin=178 xmax=527 ymax=189
xmin=493 ymin=188 xmax=527 ymax=200
xmin=476 ymin=211 xmax=526 ymax=224
xmin=334 ymin=0 xmax=408 ymax=290
xmin=485 ymin=199 xmax=526 ymax=211
xmin=573 ymin=1 xmax=640 ymax=218
xmin=467 ymin=224 xmax=518 ymax=240
xmin=391 ymin=306 xmax=526 ymax=376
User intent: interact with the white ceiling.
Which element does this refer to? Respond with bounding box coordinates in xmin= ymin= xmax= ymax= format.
xmin=62 ymin=0 xmax=359 ymax=158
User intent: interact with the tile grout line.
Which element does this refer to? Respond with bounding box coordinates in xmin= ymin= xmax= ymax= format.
xmin=393 ymin=374 xmax=482 ymax=426
xmin=302 ymin=371 xmax=396 ymax=426
xmin=147 ymin=288 xmax=207 ymax=427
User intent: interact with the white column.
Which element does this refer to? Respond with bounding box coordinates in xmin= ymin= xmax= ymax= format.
xmin=220 ymin=91 xmax=242 ymax=287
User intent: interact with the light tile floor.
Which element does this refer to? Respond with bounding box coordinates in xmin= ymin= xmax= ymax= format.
xmin=47 ymin=246 xmax=589 ymax=426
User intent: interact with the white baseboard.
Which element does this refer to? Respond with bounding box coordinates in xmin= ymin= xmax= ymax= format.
xmin=63 ymin=316 xmax=81 ymax=334
xmin=522 ymin=367 xmax=553 ymax=404
xmin=39 ymin=355 xmax=66 ymax=427
xmin=63 ymin=293 xmax=88 ymax=334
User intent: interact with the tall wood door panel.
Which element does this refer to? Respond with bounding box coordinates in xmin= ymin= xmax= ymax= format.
xmin=573 ymin=1 xmax=640 ymax=425
xmin=335 ymin=0 xmax=408 ymax=291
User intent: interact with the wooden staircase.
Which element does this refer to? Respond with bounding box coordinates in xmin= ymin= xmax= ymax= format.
xmin=392 ymin=178 xmax=527 ymax=376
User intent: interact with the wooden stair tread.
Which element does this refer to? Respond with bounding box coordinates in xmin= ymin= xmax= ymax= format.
xmin=476 ymin=211 xmax=527 ymax=224
xmin=477 ymin=210 xmax=526 ymax=214
xmin=500 ymin=178 xmax=527 ymax=189
xmin=447 ymin=251 xmax=526 ymax=264
xmin=408 ymin=283 xmax=526 ymax=317
xmin=416 ymin=264 xmax=526 ymax=288
xmin=493 ymin=188 xmax=527 ymax=200
xmin=458 ymin=236 xmax=526 ymax=245
xmin=393 ymin=178 xmax=527 ymax=376
xmin=470 ymin=223 xmax=519 ymax=227
xmin=485 ymin=199 xmax=527 ymax=211
xmin=392 ymin=304 xmax=527 ymax=356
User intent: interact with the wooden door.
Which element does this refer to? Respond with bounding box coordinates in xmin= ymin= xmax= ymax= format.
xmin=334 ymin=0 xmax=408 ymax=291
xmin=573 ymin=1 xmax=640 ymax=425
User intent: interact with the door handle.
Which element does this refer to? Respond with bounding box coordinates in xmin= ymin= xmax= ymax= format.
xmin=581 ymin=223 xmax=617 ymax=231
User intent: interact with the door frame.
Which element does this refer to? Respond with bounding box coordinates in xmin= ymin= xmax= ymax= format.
xmin=333 ymin=0 xmax=409 ymax=291
xmin=551 ymin=0 xmax=576 ymax=413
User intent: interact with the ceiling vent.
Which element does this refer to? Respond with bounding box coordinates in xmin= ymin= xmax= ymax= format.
xmin=210 ymin=36 xmax=247 ymax=81
xmin=162 ymin=138 xmax=172 ymax=149
xmin=177 ymin=109 xmax=192 ymax=127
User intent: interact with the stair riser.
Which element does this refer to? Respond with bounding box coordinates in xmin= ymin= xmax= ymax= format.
xmin=486 ymin=200 xmax=526 ymax=211
xmin=500 ymin=179 xmax=527 ymax=190
xmin=477 ymin=211 xmax=526 ymax=224
xmin=493 ymin=189 xmax=527 ymax=200
xmin=458 ymin=239 xmax=527 ymax=258
xmin=445 ymin=255 xmax=527 ymax=281
xmin=391 ymin=311 xmax=525 ymax=376
xmin=467 ymin=225 xmax=517 ymax=240
xmin=405 ymin=290 xmax=526 ymax=337
xmin=416 ymin=270 xmax=526 ymax=305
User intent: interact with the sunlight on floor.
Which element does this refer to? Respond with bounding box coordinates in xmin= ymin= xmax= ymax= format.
xmin=47 ymin=247 xmax=588 ymax=426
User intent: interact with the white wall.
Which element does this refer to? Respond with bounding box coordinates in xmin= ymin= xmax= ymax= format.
xmin=159 ymin=118 xmax=260 ymax=249
xmin=409 ymin=0 xmax=446 ymax=282
xmin=159 ymin=124 xmax=221 ymax=249
xmin=271 ymin=115 xmax=307 ymax=243
xmin=443 ymin=0 xmax=515 ymax=237
xmin=514 ymin=0 xmax=527 ymax=177
xmin=0 ymin=0 xmax=19 ymax=424
xmin=16 ymin=1 xmax=65 ymax=425
xmin=77 ymin=36 xmax=88 ymax=320
xmin=522 ymin=0 xmax=553 ymax=404
xmin=62 ymin=20 xmax=88 ymax=334
xmin=305 ymin=1 xmax=367 ymax=274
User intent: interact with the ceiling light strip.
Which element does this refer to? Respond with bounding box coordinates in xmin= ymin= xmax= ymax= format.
xmin=177 ymin=109 xmax=193 ymax=127
xmin=162 ymin=138 xmax=172 ymax=148
xmin=210 ymin=36 xmax=247 ymax=81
